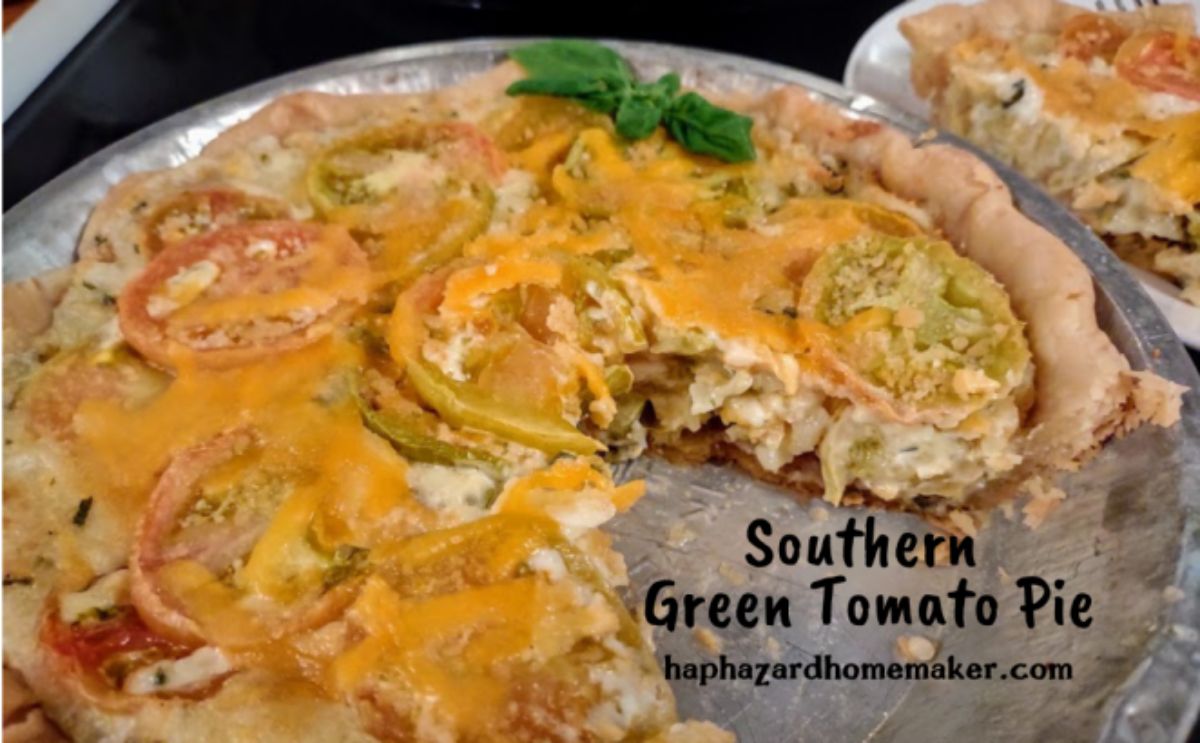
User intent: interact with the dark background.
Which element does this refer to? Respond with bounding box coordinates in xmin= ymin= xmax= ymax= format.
xmin=2 ymin=3 xmax=1199 ymax=739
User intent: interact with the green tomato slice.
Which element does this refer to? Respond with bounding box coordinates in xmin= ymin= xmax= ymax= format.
xmin=801 ymin=234 xmax=1032 ymax=423
xmin=355 ymin=391 xmax=506 ymax=474
xmin=405 ymin=357 xmax=603 ymax=456
xmin=564 ymin=254 xmax=648 ymax=353
xmin=307 ymin=121 xmax=501 ymax=212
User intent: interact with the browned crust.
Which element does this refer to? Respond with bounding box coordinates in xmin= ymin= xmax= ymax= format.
xmin=199 ymin=91 xmax=427 ymax=159
xmin=199 ymin=64 xmax=521 ymax=160
xmin=900 ymin=0 xmax=1195 ymax=99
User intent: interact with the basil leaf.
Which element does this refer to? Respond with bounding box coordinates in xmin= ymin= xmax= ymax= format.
xmin=507 ymin=76 xmax=606 ymax=98
xmin=576 ymin=87 xmax=628 ymax=114
xmin=613 ymin=74 xmax=681 ymax=140
xmin=506 ymin=42 xmax=757 ymax=161
xmin=508 ymin=75 xmax=629 ymax=114
xmin=510 ymin=40 xmax=632 ymax=83
xmin=641 ymin=72 xmax=680 ymax=102
xmin=663 ymin=92 xmax=756 ymax=163
xmin=615 ymin=97 xmax=662 ymax=140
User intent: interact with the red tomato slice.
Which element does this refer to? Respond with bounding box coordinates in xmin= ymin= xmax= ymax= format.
xmin=41 ymin=602 xmax=194 ymax=703
xmin=43 ymin=606 xmax=189 ymax=672
xmin=118 ymin=221 xmax=369 ymax=370
xmin=1058 ymin=13 xmax=1130 ymax=62
xmin=144 ymin=188 xmax=288 ymax=256
xmin=131 ymin=429 xmax=359 ymax=646
xmin=18 ymin=352 xmax=165 ymax=442
xmin=1116 ymin=31 xmax=1200 ymax=101
xmin=131 ymin=429 xmax=258 ymax=644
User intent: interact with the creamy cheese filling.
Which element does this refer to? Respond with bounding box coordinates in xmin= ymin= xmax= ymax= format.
xmin=635 ymin=345 xmax=1023 ymax=505
xmin=941 ymin=51 xmax=1198 ymax=258
xmin=406 ymin=462 xmax=496 ymax=521
xmin=819 ymin=401 xmax=1022 ymax=505
xmin=58 ymin=569 xmax=131 ymax=623
xmin=123 ymin=647 xmax=232 ymax=695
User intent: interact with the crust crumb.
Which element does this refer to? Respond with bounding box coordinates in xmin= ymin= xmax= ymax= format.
xmin=1021 ymin=478 xmax=1067 ymax=529
xmin=947 ymin=510 xmax=980 ymax=537
xmin=764 ymin=636 xmax=783 ymax=661
xmin=717 ymin=562 xmax=748 ymax=587
xmin=693 ymin=628 xmax=724 ymax=655
xmin=1122 ymin=371 xmax=1185 ymax=430
xmin=895 ymin=634 xmax=939 ymax=662
xmin=666 ymin=521 xmax=697 ymax=548
xmin=913 ymin=539 xmax=952 ymax=567
xmin=841 ymin=492 xmax=866 ymax=507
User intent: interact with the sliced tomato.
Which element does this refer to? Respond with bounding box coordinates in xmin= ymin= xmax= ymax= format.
xmin=18 ymin=352 xmax=166 ymax=442
xmin=1115 ymin=31 xmax=1200 ymax=101
xmin=131 ymin=430 xmax=361 ymax=647
xmin=307 ymin=122 xmax=504 ymax=284
xmin=118 ymin=221 xmax=369 ymax=370
xmin=1058 ymin=13 xmax=1130 ymax=63
xmin=308 ymin=121 xmax=504 ymax=214
xmin=144 ymin=188 xmax=288 ymax=256
xmin=41 ymin=603 xmax=193 ymax=704
xmin=130 ymin=429 xmax=260 ymax=643
xmin=43 ymin=606 xmax=189 ymax=673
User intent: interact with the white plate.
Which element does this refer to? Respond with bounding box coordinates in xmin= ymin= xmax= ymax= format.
xmin=2 ymin=0 xmax=118 ymax=120
xmin=844 ymin=0 xmax=1200 ymax=348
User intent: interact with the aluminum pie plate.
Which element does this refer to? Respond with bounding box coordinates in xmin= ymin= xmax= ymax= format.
xmin=4 ymin=40 xmax=1199 ymax=743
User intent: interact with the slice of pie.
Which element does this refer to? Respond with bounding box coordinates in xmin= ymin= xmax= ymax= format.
xmin=902 ymin=0 xmax=1200 ymax=302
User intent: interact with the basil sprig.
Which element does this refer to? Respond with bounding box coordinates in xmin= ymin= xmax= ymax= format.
xmin=506 ymin=40 xmax=755 ymax=163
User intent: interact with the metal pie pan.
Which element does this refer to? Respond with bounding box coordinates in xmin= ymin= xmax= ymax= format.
xmin=4 ymin=40 xmax=1199 ymax=743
